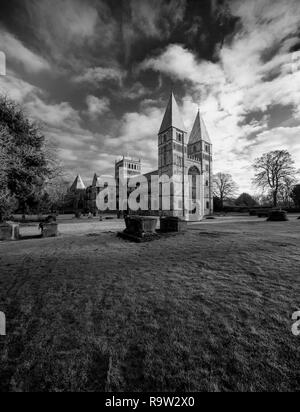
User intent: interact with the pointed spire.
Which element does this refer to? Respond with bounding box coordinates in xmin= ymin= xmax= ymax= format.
xmin=70 ymin=175 xmax=86 ymax=191
xmin=159 ymin=92 xmax=186 ymax=134
xmin=92 ymin=173 xmax=99 ymax=187
xmin=188 ymin=110 xmax=211 ymax=145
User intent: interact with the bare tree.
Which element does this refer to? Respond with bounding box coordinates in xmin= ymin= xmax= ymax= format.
xmin=213 ymin=173 xmax=239 ymax=209
xmin=253 ymin=150 xmax=297 ymax=208
xmin=40 ymin=176 xmax=71 ymax=213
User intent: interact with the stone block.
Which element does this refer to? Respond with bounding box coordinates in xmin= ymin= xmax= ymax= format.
xmin=160 ymin=217 xmax=187 ymax=233
xmin=0 ymin=223 xmax=20 ymax=241
xmin=125 ymin=216 xmax=158 ymax=238
xmin=267 ymin=210 xmax=289 ymax=222
xmin=257 ymin=209 xmax=271 ymax=218
xmin=41 ymin=222 xmax=58 ymax=238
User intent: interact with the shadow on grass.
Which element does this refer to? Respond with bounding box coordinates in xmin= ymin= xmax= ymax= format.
xmin=19 ymin=235 xmax=43 ymax=241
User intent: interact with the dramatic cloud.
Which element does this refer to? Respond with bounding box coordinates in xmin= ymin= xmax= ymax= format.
xmin=0 ymin=72 xmax=38 ymax=102
xmin=74 ymin=67 xmax=125 ymax=85
xmin=140 ymin=44 xmax=225 ymax=88
xmin=1 ymin=0 xmax=300 ymax=191
xmin=129 ymin=0 xmax=186 ymax=38
xmin=140 ymin=0 xmax=300 ymax=191
xmin=122 ymin=0 xmax=187 ymax=60
xmin=86 ymin=95 xmax=110 ymax=117
xmin=0 ymin=31 xmax=50 ymax=73
xmin=21 ymin=0 xmax=119 ymax=71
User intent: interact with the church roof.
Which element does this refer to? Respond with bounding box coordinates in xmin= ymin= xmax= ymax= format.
xmin=188 ymin=110 xmax=211 ymax=145
xmin=70 ymin=175 xmax=86 ymax=191
xmin=159 ymin=92 xmax=187 ymax=134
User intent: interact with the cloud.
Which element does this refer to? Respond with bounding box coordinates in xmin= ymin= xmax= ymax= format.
xmin=0 ymin=30 xmax=50 ymax=73
xmin=0 ymin=71 xmax=96 ymax=166
xmin=28 ymin=0 xmax=99 ymax=44
xmin=140 ymin=44 xmax=225 ymax=89
xmin=25 ymin=98 xmax=81 ymax=129
xmin=122 ymin=0 xmax=187 ymax=60
xmin=139 ymin=0 xmax=300 ymax=191
xmin=0 ymin=73 xmax=81 ymax=131
xmin=107 ymin=104 xmax=164 ymax=172
xmin=0 ymin=72 xmax=38 ymax=102
xmin=23 ymin=0 xmax=119 ymax=71
xmin=86 ymin=95 xmax=110 ymax=117
xmin=2 ymin=0 xmax=300 ymax=192
xmin=129 ymin=0 xmax=186 ymax=38
xmin=73 ymin=67 xmax=125 ymax=85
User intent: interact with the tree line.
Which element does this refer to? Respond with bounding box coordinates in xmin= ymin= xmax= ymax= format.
xmin=1 ymin=95 xmax=300 ymax=221
xmin=214 ymin=151 xmax=300 ymax=210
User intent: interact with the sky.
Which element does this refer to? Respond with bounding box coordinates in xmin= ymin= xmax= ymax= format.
xmin=0 ymin=0 xmax=300 ymax=192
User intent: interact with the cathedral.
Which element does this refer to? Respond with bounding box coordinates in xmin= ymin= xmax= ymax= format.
xmin=155 ymin=92 xmax=213 ymax=220
xmin=70 ymin=92 xmax=213 ymax=221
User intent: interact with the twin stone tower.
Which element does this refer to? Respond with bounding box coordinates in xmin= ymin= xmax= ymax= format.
xmin=157 ymin=92 xmax=213 ymax=220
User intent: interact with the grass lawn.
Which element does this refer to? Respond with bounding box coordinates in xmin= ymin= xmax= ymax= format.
xmin=0 ymin=218 xmax=299 ymax=392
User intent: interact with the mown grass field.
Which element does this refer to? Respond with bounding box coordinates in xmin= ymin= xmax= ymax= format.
xmin=0 ymin=218 xmax=299 ymax=392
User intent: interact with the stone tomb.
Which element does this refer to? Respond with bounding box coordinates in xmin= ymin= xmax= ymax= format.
xmin=119 ymin=216 xmax=159 ymax=242
xmin=40 ymin=222 xmax=58 ymax=238
xmin=0 ymin=222 xmax=20 ymax=241
xmin=125 ymin=216 xmax=158 ymax=237
xmin=267 ymin=210 xmax=289 ymax=222
xmin=160 ymin=216 xmax=187 ymax=233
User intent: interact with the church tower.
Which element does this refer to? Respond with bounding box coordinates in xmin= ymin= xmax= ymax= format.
xmin=188 ymin=110 xmax=213 ymax=215
xmin=157 ymin=93 xmax=213 ymax=219
xmin=158 ymin=92 xmax=187 ymax=215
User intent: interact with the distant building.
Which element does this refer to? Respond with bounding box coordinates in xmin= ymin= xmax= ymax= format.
xmin=69 ymin=173 xmax=103 ymax=215
xmin=70 ymin=175 xmax=86 ymax=192
xmin=69 ymin=92 xmax=213 ymax=220
xmin=115 ymin=157 xmax=142 ymax=212
xmin=85 ymin=174 xmax=102 ymax=215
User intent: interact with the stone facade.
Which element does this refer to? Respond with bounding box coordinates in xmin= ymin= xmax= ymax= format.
xmin=154 ymin=93 xmax=213 ymax=220
xmin=69 ymin=92 xmax=213 ymax=221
